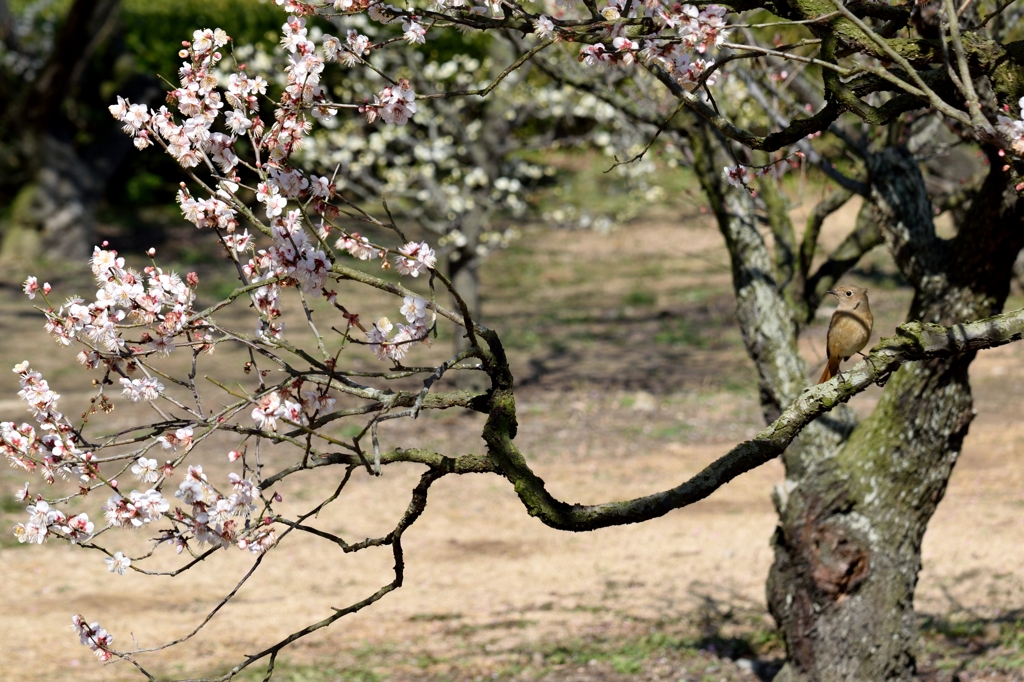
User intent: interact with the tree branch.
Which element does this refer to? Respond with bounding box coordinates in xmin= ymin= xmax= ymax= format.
xmin=481 ymin=307 xmax=1024 ymax=532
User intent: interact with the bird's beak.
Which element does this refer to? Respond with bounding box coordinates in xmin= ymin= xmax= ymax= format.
xmin=826 ymin=289 xmax=838 ymax=298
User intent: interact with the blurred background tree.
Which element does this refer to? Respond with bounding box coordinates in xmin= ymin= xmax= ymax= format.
xmin=0 ymin=0 xmax=281 ymax=261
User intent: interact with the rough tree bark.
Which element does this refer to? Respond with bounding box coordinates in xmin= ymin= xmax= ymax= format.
xmin=690 ymin=122 xmax=1024 ymax=680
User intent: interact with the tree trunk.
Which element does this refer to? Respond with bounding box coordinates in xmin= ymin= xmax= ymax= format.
xmin=0 ymin=0 xmax=127 ymax=263
xmin=766 ymin=147 xmax=1024 ymax=680
xmin=691 ymin=122 xmax=1024 ymax=680
xmin=4 ymin=133 xmax=99 ymax=262
xmin=447 ymin=205 xmax=487 ymax=392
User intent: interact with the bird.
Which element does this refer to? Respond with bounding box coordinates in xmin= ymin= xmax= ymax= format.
xmin=818 ymin=284 xmax=873 ymax=384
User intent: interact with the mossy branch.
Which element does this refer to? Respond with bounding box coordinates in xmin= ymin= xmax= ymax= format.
xmin=481 ymin=307 xmax=1024 ymax=532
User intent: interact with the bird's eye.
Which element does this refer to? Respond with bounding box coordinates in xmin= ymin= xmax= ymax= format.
xmin=845 ymin=291 xmax=852 ymax=296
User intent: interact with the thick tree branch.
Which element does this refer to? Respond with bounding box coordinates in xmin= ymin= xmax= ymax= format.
xmin=806 ymin=199 xmax=885 ymax=312
xmin=868 ymin=145 xmax=949 ymax=291
xmin=482 ymin=307 xmax=1024 ymax=532
xmin=798 ymin=187 xmax=854 ymax=286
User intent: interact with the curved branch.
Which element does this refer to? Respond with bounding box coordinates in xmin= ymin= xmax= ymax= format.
xmin=482 ymin=307 xmax=1024 ymax=532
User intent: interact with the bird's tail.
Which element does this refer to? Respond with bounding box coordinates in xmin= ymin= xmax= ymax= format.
xmin=817 ymin=357 xmax=839 ymax=384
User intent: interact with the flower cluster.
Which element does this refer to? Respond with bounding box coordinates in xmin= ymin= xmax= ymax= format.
xmin=237 ymin=208 xmax=333 ymax=340
xmin=674 ymin=4 xmax=729 ymax=54
xmin=251 ymin=391 xmax=304 ymax=431
xmin=35 ymin=246 xmax=196 ymax=361
xmin=367 ymin=295 xmax=435 ymax=362
xmin=119 ymin=376 xmax=165 ymax=403
xmin=361 ymin=79 xmax=418 ymax=125
xmin=569 ymin=3 xmax=727 ymax=89
xmin=103 ymin=489 xmax=171 ymax=528
xmin=13 ymin=494 xmax=95 ymax=545
xmin=268 ymin=210 xmax=330 ymax=294
xmin=997 ymin=96 xmax=1024 ymax=154
xmin=171 ymin=465 xmax=270 ymax=552
xmin=393 ymin=241 xmax=437 ymax=277
xmin=4 ymin=363 xmax=93 ymax=485
xmin=72 ymin=615 xmax=114 ymax=662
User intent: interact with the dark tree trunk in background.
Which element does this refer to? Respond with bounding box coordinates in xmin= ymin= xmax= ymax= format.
xmin=0 ymin=0 xmax=144 ymax=263
xmin=447 ymin=204 xmax=488 ymax=392
xmin=691 ymin=122 xmax=1024 ymax=679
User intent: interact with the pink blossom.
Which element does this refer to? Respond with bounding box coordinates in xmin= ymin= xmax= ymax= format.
xmin=61 ymin=513 xmax=94 ymax=543
xmin=23 ymin=276 xmax=39 ymax=299
xmin=403 ymin=19 xmax=427 ymax=44
xmin=105 ymin=551 xmax=131 ymax=575
xmin=337 ymin=233 xmax=376 ymax=260
xmin=393 ymin=241 xmax=437 ymax=277
xmin=119 ymin=376 xmax=164 ymax=402
xmin=534 ymin=16 xmax=555 ymax=39
xmin=131 ymin=457 xmax=160 ymax=483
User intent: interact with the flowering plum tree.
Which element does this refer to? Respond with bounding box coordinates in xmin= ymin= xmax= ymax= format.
xmin=244 ymin=18 xmax=660 ymax=366
xmin=8 ymin=0 xmax=1024 ymax=680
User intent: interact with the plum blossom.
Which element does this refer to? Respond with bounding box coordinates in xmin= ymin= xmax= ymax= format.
xmin=366 ymin=296 xmax=433 ymax=363
xmin=15 ymin=362 xmax=62 ymax=421
xmin=105 ymin=551 xmax=131 ymax=575
xmin=679 ymin=4 xmax=729 ymax=54
xmin=223 ymin=229 xmax=253 ymax=252
xmin=996 ymin=96 xmax=1024 ymax=154
xmin=238 ymin=527 xmax=277 ymax=554
xmin=13 ymin=498 xmax=64 ymax=544
xmin=393 ymin=241 xmax=437 ymax=277
xmin=175 ymin=465 xmax=214 ymax=506
xmin=73 ymin=615 xmax=115 ymax=662
xmin=310 ymin=175 xmax=334 ymax=199
xmin=224 ymin=109 xmax=252 ymax=134
xmin=131 ymin=457 xmax=160 ymax=483
xmin=365 ymin=80 xmax=417 ymax=126
xmin=131 ymin=489 xmax=170 ymax=525
xmin=534 ymin=16 xmax=555 ymax=40
xmin=252 ymin=391 xmax=283 ymax=431
xmin=257 ymin=181 xmax=288 ymax=218
xmin=337 ymin=232 xmax=376 ymax=260
xmin=579 ymin=44 xmax=611 ymax=67
xmin=58 ymin=513 xmax=94 ymax=543
xmin=613 ymin=36 xmax=639 ymax=65
xmin=157 ymin=426 xmax=194 ymax=452
xmin=119 ymin=376 xmax=164 ymax=402
xmin=403 ymin=19 xmax=427 ymax=44
xmin=342 ymin=30 xmax=372 ymax=66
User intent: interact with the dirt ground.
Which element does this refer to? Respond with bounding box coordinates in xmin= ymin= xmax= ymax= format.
xmin=1 ymin=196 xmax=1024 ymax=682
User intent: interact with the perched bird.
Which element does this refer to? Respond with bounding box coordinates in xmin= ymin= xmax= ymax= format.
xmin=818 ymin=284 xmax=873 ymax=384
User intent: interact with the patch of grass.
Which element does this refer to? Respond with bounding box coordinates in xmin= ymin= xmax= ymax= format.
xmin=654 ymin=317 xmax=705 ymax=348
xmin=450 ymin=619 xmax=535 ymax=636
xmin=610 ymin=654 xmax=644 ymax=674
xmin=339 ymin=424 xmax=364 ymax=439
xmin=918 ymin=612 xmax=1024 ymax=674
xmin=409 ymin=612 xmax=463 ymax=622
xmin=1 ymin=494 xmax=24 ymax=513
xmin=207 ymin=278 xmax=241 ymax=302
xmin=651 ymin=423 xmax=694 ymax=440
xmin=624 ymin=290 xmax=657 ymax=307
